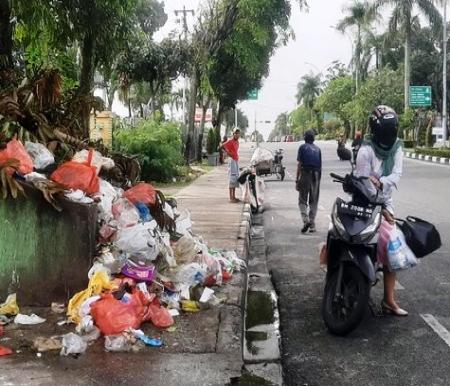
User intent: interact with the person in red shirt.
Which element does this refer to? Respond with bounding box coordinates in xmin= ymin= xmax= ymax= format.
xmin=220 ymin=128 xmax=241 ymax=203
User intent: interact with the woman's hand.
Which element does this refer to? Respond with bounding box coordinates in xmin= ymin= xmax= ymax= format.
xmin=369 ymin=175 xmax=382 ymax=189
xmin=382 ymin=209 xmax=395 ymax=225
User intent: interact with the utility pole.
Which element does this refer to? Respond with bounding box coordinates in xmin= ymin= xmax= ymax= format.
xmin=175 ymin=6 xmax=195 ymax=125
xmin=443 ymin=0 xmax=448 ymax=142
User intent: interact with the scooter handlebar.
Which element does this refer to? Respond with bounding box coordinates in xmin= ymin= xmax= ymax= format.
xmin=330 ymin=173 xmax=345 ymax=182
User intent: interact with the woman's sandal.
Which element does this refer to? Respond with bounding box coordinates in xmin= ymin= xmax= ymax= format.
xmin=381 ymin=301 xmax=408 ymax=317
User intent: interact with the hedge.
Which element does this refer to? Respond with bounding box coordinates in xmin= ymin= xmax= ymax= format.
xmin=413 ymin=148 xmax=450 ymax=158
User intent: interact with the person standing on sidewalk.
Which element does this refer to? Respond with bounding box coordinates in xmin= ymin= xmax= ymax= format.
xmin=220 ymin=128 xmax=241 ymax=203
xmin=296 ymin=129 xmax=322 ymax=233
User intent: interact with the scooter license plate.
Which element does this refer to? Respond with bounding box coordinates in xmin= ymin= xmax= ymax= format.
xmin=339 ymin=203 xmax=373 ymax=218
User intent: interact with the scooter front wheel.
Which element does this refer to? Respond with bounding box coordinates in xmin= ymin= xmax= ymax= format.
xmin=322 ymin=265 xmax=370 ymax=336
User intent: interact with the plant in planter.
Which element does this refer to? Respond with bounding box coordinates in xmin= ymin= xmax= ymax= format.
xmin=206 ymin=128 xmax=219 ymax=166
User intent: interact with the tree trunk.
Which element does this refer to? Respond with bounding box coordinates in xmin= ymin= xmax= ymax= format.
xmin=197 ymin=99 xmax=211 ymax=162
xmin=128 ymin=99 xmax=132 ymax=118
xmin=107 ymin=86 xmax=116 ymax=111
xmin=140 ymin=104 xmax=144 ymax=118
xmin=404 ymin=29 xmax=412 ymax=112
xmin=184 ymin=68 xmax=199 ymax=162
xmin=79 ymin=34 xmax=96 ymax=139
xmin=0 ymin=0 xmax=14 ymax=87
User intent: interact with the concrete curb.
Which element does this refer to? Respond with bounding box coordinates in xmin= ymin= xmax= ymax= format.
xmin=241 ymin=212 xmax=283 ymax=386
xmin=404 ymin=151 xmax=450 ymax=165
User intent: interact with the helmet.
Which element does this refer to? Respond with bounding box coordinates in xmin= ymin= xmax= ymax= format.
xmin=304 ymin=129 xmax=315 ymax=143
xmin=369 ymin=105 xmax=398 ymax=150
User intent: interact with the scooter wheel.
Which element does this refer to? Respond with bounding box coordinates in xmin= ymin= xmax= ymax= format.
xmin=322 ymin=265 xmax=370 ymax=336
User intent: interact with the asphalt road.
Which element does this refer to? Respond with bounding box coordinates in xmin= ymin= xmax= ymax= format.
xmin=260 ymin=141 xmax=450 ymax=386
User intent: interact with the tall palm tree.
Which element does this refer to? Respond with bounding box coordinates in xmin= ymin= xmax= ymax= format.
xmin=337 ymin=1 xmax=379 ymax=92
xmin=376 ymin=0 xmax=442 ymax=110
xmin=296 ymin=73 xmax=322 ymax=120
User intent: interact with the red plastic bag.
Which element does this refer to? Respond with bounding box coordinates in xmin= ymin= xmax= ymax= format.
xmin=144 ymin=303 xmax=174 ymax=329
xmin=0 ymin=138 xmax=34 ymax=175
xmin=124 ymin=183 xmax=156 ymax=206
xmin=91 ymin=292 xmax=146 ymax=335
xmin=0 ymin=345 xmax=13 ymax=356
xmin=50 ymin=149 xmax=99 ymax=195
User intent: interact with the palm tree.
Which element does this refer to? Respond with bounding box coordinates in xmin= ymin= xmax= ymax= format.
xmin=337 ymin=1 xmax=379 ymax=92
xmin=296 ymin=73 xmax=322 ymax=120
xmin=375 ymin=0 xmax=442 ymax=110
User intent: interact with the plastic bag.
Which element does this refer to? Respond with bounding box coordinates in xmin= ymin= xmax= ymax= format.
xmin=250 ymin=147 xmax=273 ymax=165
xmin=0 ymin=293 xmax=19 ymax=316
xmin=51 ymin=149 xmax=99 ymax=195
xmin=104 ymin=334 xmax=135 ymax=352
xmin=72 ymin=149 xmax=114 ymax=175
xmin=67 ymin=271 xmax=113 ymax=324
xmin=25 ymin=141 xmax=54 ymax=170
xmin=60 ymin=333 xmax=88 ymax=356
xmin=124 ymin=183 xmax=156 ymax=206
xmin=135 ymin=202 xmax=152 ymax=222
xmin=112 ymin=198 xmax=140 ymax=228
xmin=143 ymin=304 xmax=174 ymax=328
xmin=387 ymin=226 xmax=418 ymax=271
xmin=175 ymin=210 xmax=193 ymax=235
xmin=0 ymin=138 xmax=34 ymax=175
xmin=115 ymin=222 xmax=159 ymax=258
xmin=173 ymin=235 xmax=197 ymax=264
xmin=95 ymin=179 xmax=118 ymax=222
xmin=91 ymin=293 xmax=145 ymax=335
xmin=176 ymin=263 xmax=206 ymax=287
xmin=0 ymin=345 xmax=13 ymax=356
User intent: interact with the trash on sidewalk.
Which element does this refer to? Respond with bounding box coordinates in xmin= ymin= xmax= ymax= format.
xmin=0 ymin=293 xmax=19 ymax=316
xmin=33 ymin=337 xmax=62 ymax=352
xmin=14 ymin=313 xmax=46 ymax=325
xmin=0 ymin=345 xmax=13 ymax=356
xmin=0 ymin=135 xmax=248 ymax=357
xmin=60 ymin=333 xmax=87 ymax=356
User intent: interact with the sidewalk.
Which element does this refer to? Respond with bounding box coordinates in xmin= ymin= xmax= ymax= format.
xmin=0 ymin=144 xmax=255 ymax=386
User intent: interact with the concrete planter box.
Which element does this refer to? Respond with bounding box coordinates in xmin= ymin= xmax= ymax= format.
xmin=207 ymin=153 xmax=219 ymax=166
xmin=0 ymin=184 xmax=97 ymax=306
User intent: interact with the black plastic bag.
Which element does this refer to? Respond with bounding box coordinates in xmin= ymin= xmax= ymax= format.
xmin=396 ymin=216 xmax=441 ymax=258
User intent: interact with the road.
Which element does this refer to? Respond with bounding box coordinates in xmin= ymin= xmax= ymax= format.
xmin=260 ymin=141 xmax=450 ymax=386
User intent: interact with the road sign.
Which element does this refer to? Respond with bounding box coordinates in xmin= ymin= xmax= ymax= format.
xmin=410 ymin=86 xmax=432 ymax=107
xmin=194 ymin=108 xmax=212 ymax=123
xmin=246 ymin=89 xmax=258 ymax=100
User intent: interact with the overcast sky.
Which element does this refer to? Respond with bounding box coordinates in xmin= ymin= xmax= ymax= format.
xmin=112 ymin=0 xmax=447 ymax=139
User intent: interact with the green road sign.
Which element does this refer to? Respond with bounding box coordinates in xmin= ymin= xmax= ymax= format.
xmin=410 ymin=86 xmax=432 ymax=107
xmin=246 ymin=89 xmax=258 ymax=100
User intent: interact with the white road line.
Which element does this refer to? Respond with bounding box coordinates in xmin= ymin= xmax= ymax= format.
xmin=421 ymin=314 xmax=450 ymax=348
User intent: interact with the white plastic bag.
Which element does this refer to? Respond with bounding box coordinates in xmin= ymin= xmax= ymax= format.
xmin=25 ymin=141 xmax=55 ymax=169
xmin=387 ymin=227 xmax=418 ymax=271
xmin=72 ymin=149 xmax=114 ymax=175
xmin=95 ymin=179 xmax=118 ymax=222
xmin=115 ymin=222 xmax=159 ymax=258
xmin=250 ymin=147 xmax=273 ymax=165
xmin=173 ymin=235 xmax=197 ymax=264
xmin=60 ymin=333 xmax=88 ymax=356
xmin=112 ymin=198 xmax=140 ymax=228
xmin=176 ymin=210 xmax=193 ymax=235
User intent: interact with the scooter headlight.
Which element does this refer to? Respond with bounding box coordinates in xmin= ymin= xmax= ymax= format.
xmin=332 ymin=204 xmax=350 ymax=242
xmin=354 ymin=213 xmax=381 ymax=243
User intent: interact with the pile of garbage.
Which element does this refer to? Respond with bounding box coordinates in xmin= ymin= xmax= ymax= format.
xmin=0 ymin=138 xmax=246 ymax=356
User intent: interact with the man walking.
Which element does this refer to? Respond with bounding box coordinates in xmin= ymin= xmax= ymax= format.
xmin=220 ymin=128 xmax=241 ymax=203
xmin=296 ymin=129 xmax=322 ymax=233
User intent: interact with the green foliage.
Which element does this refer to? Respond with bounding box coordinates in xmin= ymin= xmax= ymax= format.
xmin=206 ymin=128 xmax=217 ymax=155
xmin=114 ymin=118 xmax=184 ymax=182
xmin=343 ymin=68 xmax=404 ymax=131
xmin=315 ymin=76 xmax=353 ymax=122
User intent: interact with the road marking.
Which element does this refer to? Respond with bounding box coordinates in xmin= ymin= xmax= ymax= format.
xmin=421 ymin=314 xmax=450 ymax=348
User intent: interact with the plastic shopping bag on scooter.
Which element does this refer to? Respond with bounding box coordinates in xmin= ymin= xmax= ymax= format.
xmin=387 ymin=226 xmax=418 ymax=271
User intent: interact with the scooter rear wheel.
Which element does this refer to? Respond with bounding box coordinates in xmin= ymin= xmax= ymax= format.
xmin=322 ymin=265 xmax=370 ymax=336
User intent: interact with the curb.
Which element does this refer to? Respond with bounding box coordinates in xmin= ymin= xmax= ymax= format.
xmin=241 ymin=211 xmax=283 ymax=386
xmin=404 ymin=151 xmax=450 ymax=165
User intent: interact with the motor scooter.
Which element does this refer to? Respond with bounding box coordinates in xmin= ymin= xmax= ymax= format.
xmin=322 ymin=170 xmax=386 ymax=335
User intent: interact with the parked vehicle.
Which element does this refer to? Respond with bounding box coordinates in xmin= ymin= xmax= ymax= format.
xmin=253 ymin=148 xmax=286 ymax=181
xmin=322 ymin=170 xmax=385 ymax=336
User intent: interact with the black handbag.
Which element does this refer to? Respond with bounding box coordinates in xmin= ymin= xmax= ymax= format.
xmin=396 ymin=216 xmax=441 ymax=258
